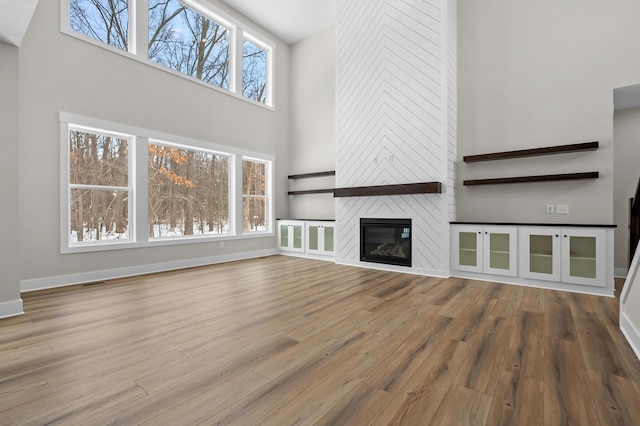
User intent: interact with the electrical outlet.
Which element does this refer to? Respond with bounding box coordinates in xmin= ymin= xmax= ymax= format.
xmin=546 ymin=204 xmax=554 ymax=214
xmin=557 ymin=204 xmax=569 ymax=214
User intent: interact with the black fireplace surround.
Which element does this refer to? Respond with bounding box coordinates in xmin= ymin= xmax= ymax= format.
xmin=360 ymin=218 xmax=412 ymax=267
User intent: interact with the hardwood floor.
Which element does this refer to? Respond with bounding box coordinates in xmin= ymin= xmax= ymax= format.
xmin=2 ymin=255 xmax=640 ymax=425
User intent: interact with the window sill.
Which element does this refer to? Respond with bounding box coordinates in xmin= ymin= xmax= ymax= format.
xmin=61 ymin=231 xmax=274 ymax=254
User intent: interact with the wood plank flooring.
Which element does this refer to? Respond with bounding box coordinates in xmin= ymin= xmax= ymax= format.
xmin=1 ymin=255 xmax=640 ymax=425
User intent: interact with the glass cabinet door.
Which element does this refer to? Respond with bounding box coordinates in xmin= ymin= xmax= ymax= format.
xmin=561 ymin=229 xmax=606 ymax=287
xmin=452 ymin=225 xmax=483 ymax=273
xmin=323 ymin=225 xmax=334 ymax=252
xmin=483 ymin=226 xmax=518 ymax=277
xmin=520 ymin=228 xmax=561 ymax=281
xmin=279 ymin=222 xmax=289 ymax=249
xmin=277 ymin=221 xmax=305 ymax=253
xmin=305 ymin=222 xmax=335 ymax=255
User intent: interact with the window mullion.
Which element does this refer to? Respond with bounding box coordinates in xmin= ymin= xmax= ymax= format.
xmin=133 ymin=0 xmax=149 ymax=57
xmin=233 ymin=27 xmax=243 ymax=96
xmin=136 ymin=136 xmax=149 ymax=243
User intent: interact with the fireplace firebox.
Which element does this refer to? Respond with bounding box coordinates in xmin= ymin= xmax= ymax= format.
xmin=360 ymin=218 xmax=412 ymax=267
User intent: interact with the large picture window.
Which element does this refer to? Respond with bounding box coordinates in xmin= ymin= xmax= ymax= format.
xmin=68 ymin=126 xmax=131 ymax=243
xmin=148 ymin=0 xmax=230 ymax=89
xmin=61 ymin=114 xmax=273 ymax=252
xmin=242 ymin=159 xmax=269 ymax=232
xmin=69 ymin=0 xmax=129 ymax=51
xmin=148 ymin=142 xmax=230 ymax=238
xmin=64 ymin=0 xmax=274 ymax=106
xmin=242 ymin=38 xmax=267 ymax=104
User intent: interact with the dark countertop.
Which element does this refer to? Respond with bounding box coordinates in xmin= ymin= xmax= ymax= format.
xmin=451 ymin=221 xmax=616 ymax=228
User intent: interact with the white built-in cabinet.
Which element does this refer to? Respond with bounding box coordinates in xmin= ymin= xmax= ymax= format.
xmin=451 ymin=223 xmax=615 ymax=296
xmin=520 ymin=227 xmax=606 ymax=287
xmin=278 ymin=220 xmax=305 ymax=253
xmin=277 ymin=220 xmax=335 ymax=258
xmin=451 ymin=225 xmax=518 ymax=277
xmin=305 ymin=221 xmax=335 ymax=256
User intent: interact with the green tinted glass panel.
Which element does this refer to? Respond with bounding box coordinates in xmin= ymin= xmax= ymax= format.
xmin=489 ymin=233 xmax=510 ymax=270
xmin=570 ymin=236 xmax=596 ymax=278
xmin=459 ymin=232 xmax=477 ymax=267
xmin=293 ymin=225 xmax=303 ymax=249
xmin=529 ymin=235 xmax=553 ymax=274
xmin=280 ymin=224 xmax=288 ymax=248
xmin=308 ymin=226 xmax=318 ymax=250
xmin=324 ymin=227 xmax=334 ymax=252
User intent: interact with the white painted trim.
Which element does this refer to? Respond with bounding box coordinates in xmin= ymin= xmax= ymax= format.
xmin=0 ymin=299 xmax=24 ymax=319
xmin=21 ymin=249 xmax=277 ymax=293
xmin=620 ymin=311 xmax=640 ymax=360
xmin=336 ymin=260 xmax=450 ymax=279
xmin=451 ymin=270 xmax=615 ymax=298
xmin=278 ymin=252 xmax=335 ymax=263
xmin=619 ymin=241 xmax=640 ymax=359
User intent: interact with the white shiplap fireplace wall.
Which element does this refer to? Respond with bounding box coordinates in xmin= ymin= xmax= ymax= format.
xmin=335 ymin=0 xmax=457 ymax=276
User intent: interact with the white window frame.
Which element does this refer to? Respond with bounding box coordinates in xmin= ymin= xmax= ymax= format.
xmin=60 ymin=0 xmax=275 ymax=108
xmin=241 ymin=156 xmax=272 ymax=234
xmin=147 ymin=139 xmax=234 ymax=240
xmin=63 ymin=123 xmax=135 ymax=250
xmin=60 ymin=112 xmax=274 ymax=253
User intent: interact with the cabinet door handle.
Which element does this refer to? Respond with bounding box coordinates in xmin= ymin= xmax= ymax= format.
xmin=564 ymin=235 xmax=567 ymax=238
xmin=555 ymin=235 xmax=559 ymax=237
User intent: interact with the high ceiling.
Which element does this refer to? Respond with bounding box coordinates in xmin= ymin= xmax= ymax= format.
xmin=0 ymin=0 xmax=39 ymax=46
xmin=1 ymin=0 xmax=639 ymax=109
xmin=219 ymin=0 xmax=336 ymax=44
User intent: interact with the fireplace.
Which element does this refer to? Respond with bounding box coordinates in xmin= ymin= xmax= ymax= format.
xmin=360 ymin=218 xmax=412 ymax=267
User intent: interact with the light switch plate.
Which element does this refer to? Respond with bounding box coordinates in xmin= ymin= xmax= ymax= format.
xmin=557 ymin=204 xmax=569 ymax=214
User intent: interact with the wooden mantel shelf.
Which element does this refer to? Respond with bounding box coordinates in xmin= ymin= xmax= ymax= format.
xmin=463 ymin=141 xmax=599 ymax=163
xmin=464 ymin=172 xmax=599 ymax=186
xmin=334 ymin=182 xmax=442 ymax=197
xmin=288 ymin=171 xmax=335 ymax=179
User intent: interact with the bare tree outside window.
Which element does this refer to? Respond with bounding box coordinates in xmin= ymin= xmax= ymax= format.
xmin=69 ymin=129 xmax=130 ymax=242
xmin=243 ymin=159 xmax=267 ymax=232
xmin=148 ymin=143 xmax=229 ymax=238
xmin=148 ymin=0 xmax=230 ymax=88
xmin=69 ymin=0 xmax=129 ymax=50
xmin=242 ymin=39 xmax=267 ymax=103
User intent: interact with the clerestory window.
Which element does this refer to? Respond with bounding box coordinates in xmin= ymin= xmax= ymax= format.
xmin=64 ymin=0 xmax=273 ymax=106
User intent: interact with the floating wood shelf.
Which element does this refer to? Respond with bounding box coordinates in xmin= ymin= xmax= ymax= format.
xmin=463 ymin=172 xmax=599 ymax=186
xmin=334 ymin=182 xmax=442 ymax=197
xmin=287 ymin=171 xmax=335 ymax=195
xmin=287 ymin=189 xmax=335 ymax=195
xmin=288 ymin=171 xmax=335 ymax=179
xmin=463 ymin=141 xmax=599 ymax=163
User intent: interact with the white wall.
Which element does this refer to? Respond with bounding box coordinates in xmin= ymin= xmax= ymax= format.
xmin=335 ymin=0 xmax=456 ymax=276
xmin=17 ymin=0 xmax=290 ymax=289
xmin=457 ymin=0 xmax=640 ymax=224
xmin=0 ymin=42 xmax=23 ymax=317
xmin=614 ymin=107 xmax=640 ymax=273
xmin=288 ymin=26 xmax=336 ymax=220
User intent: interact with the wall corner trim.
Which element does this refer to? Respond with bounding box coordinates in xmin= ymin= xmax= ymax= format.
xmin=0 ymin=299 xmax=24 ymax=319
xmin=620 ymin=241 xmax=640 ymax=359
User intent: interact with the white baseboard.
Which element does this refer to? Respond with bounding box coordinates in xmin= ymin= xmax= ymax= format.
xmin=335 ymin=259 xmax=450 ymax=279
xmin=21 ymin=249 xmax=278 ymax=293
xmin=620 ymin=311 xmax=640 ymax=360
xmin=0 ymin=299 xmax=24 ymax=319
